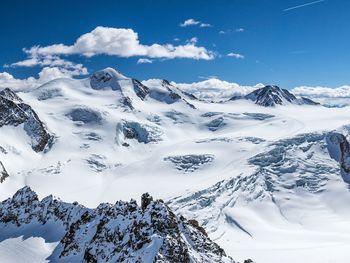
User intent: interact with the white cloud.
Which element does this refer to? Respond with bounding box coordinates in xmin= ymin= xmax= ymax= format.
xmin=18 ymin=26 xmax=214 ymax=61
xmin=137 ymin=58 xmax=153 ymax=64
xmin=288 ymin=85 xmax=350 ymax=107
xmin=11 ymin=55 xmax=88 ymax=76
xmin=180 ymin=19 xmax=212 ymax=28
xmin=219 ymin=28 xmax=245 ymax=35
xmin=171 ymin=78 xmax=258 ymax=101
xmin=186 ymin=37 xmax=198 ymax=44
xmin=227 ymin=52 xmax=245 ymax=59
xmin=291 ymin=85 xmax=350 ymax=98
xmin=200 ymin=23 xmax=213 ymax=28
xmin=0 ymin=67 xmax=83 ymax=91
xmin=180 ymin=19 xmax=200 ymax=27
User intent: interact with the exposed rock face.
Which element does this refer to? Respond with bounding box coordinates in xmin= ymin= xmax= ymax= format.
xmin=67 ymin=107 xmax=103 ymax=125
xmin=132 ymin=79 xmax=150 ymax=100
xmin=0 ymin=88 xmax=52 ymax=152
xmin=164 ymin=154 xmax=214 ymax=172
xmin=0 ymin=187 xmax=235 ymax=263
xmin=326 ymin=132 xmax=350 ymax=183
xmin=89 ymin=68 xmax=149 ymax=103
xmin=231 ymin=85 xmax=319 ymax=107
xmin=89 ymin=68 xmax=127 ymax=90
xmin=117 ymin=120 xmax=163 ymax=144
xmin=148 ymin=80 xmax=196 ymax=109
xmin=0 ymin=161 xmax=9 ymax=183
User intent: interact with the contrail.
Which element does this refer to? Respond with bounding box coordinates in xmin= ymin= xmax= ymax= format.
xmin=283 ymin=0 xmax=325 ymax=11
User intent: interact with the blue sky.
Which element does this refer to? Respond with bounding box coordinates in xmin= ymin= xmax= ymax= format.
xmin=0 ymin=0 xmax=349 ymax=88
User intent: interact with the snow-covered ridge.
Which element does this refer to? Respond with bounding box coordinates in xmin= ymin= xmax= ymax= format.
xmin=0 ymin=187 xmax=236 ymax=263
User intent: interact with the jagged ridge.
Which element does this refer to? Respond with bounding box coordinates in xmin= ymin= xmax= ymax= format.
xmin=0 ymin=187 xmax=235 ymax=263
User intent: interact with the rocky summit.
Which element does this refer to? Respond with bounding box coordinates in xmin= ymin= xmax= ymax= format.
xmin=0 ymin=187 xmax=236 ymax=263
xmin=231 ymin=85 xmax=319 ymax=106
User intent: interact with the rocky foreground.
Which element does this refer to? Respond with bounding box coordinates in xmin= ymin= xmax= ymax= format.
xmin=0 ymin=187 xmax=244 ymax=262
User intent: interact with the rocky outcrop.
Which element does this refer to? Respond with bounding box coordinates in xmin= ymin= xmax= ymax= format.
xmin=326 ymin=132 xmax=350 ymax=183
xmin=164 ymin=154 xmax=215 ymax=172
xmin=132 ymin=79 xmax=150 ymax=100
xmin=0 ymin=187 xmax=236 ymax=263
xmin=231 ymin=85 xmax=319 ymax=107
xmin=0 ymin=161 xmax=9 ymax=183
xmin=116 ymin=120 xmax=163 ymax=145
xmin=0 ymin=88 xmax=52 ymax=152
xmin=147 ymin=79 xmax=196 ymax=109
xmin=89 ymin=68 xmax=149 ymax=102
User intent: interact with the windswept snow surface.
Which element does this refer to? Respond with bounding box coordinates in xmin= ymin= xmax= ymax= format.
xmin=1 ymin=69 xmax=350 ymax=262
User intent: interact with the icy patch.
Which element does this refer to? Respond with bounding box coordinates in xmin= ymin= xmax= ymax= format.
xmin=164 ymin=111 xmax=191 ymax=124
xmin=207 ymin=117 xmax=226 ymax=131
xmin=36 ymin=88 xmax=62 ymax=101
xmin=238 ymin=137 xmax=266 ymax=144
xmin=81 ymin=132 xmax=102 ymax=141
xmin=67 ymin=108 xmax=103 ymax=125
xmin=170 ymin=132 xmax=340 ymax=238
xmin=243 ymin=113 xmax=275 ymax=120
xmin=37 ymin=162 xmax=62 ymax=175
xmin=196 ymin=137 xmax=235 ymax=144
xmin=117 ymin=121 xmax=163 ymax=144
xmin=164 ymin=154 xmax=214 ymax=172
xmin=85 ymin=154 xmax=109 ymax=172
xmin=147 ymin=114 xmax=162 ymax=125
xmin=249 ymin=133 xmax=334 ymax=193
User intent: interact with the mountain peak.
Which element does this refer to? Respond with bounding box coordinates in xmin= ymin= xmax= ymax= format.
xmin=89 ymin=68 xmax=128 ymax=90
xmin=245 ymin=85 xmax=296 ymax=106
xmin=232 ymin=84 xmax=318 ymax=107
xmin=96 ymin=67 xmax=128 ymax=80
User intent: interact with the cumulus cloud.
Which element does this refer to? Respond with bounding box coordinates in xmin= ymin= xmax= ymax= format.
xmin=137 ymin=58 xmax=153 ymax=64
xmin=292 ymin=85 xmax=350 ymax=98
xmin=11 ymin=55 xmax=88 ymax=77
xmin=291 ymin=85 xmax=350 ymax=106
xmin=180 ymin=19 xmax=212 ymax=28
xmin=0 ymin=67 xmax=83 ymax=91
xmin=16 ymin=26 xmax=214 ymax=61
xmin=236 ymin=28 xmax=245 ymax=32
xmin=186 ymin=37 xmax=198 ymax=44
xmin=227 ymin=52 xmax=244 ymax=59
xmin=170 ymin=78 xmax=259 ymax=101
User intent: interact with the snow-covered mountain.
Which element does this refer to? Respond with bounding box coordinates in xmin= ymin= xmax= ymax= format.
xmin=1 ymin=67 xmax=350 ymax=263
xmin=231 ymin=85 xmax=319 ymax=106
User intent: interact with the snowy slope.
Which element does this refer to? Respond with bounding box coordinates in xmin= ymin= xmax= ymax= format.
xmin=1 ymin=68 xmax=350 ymax=262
